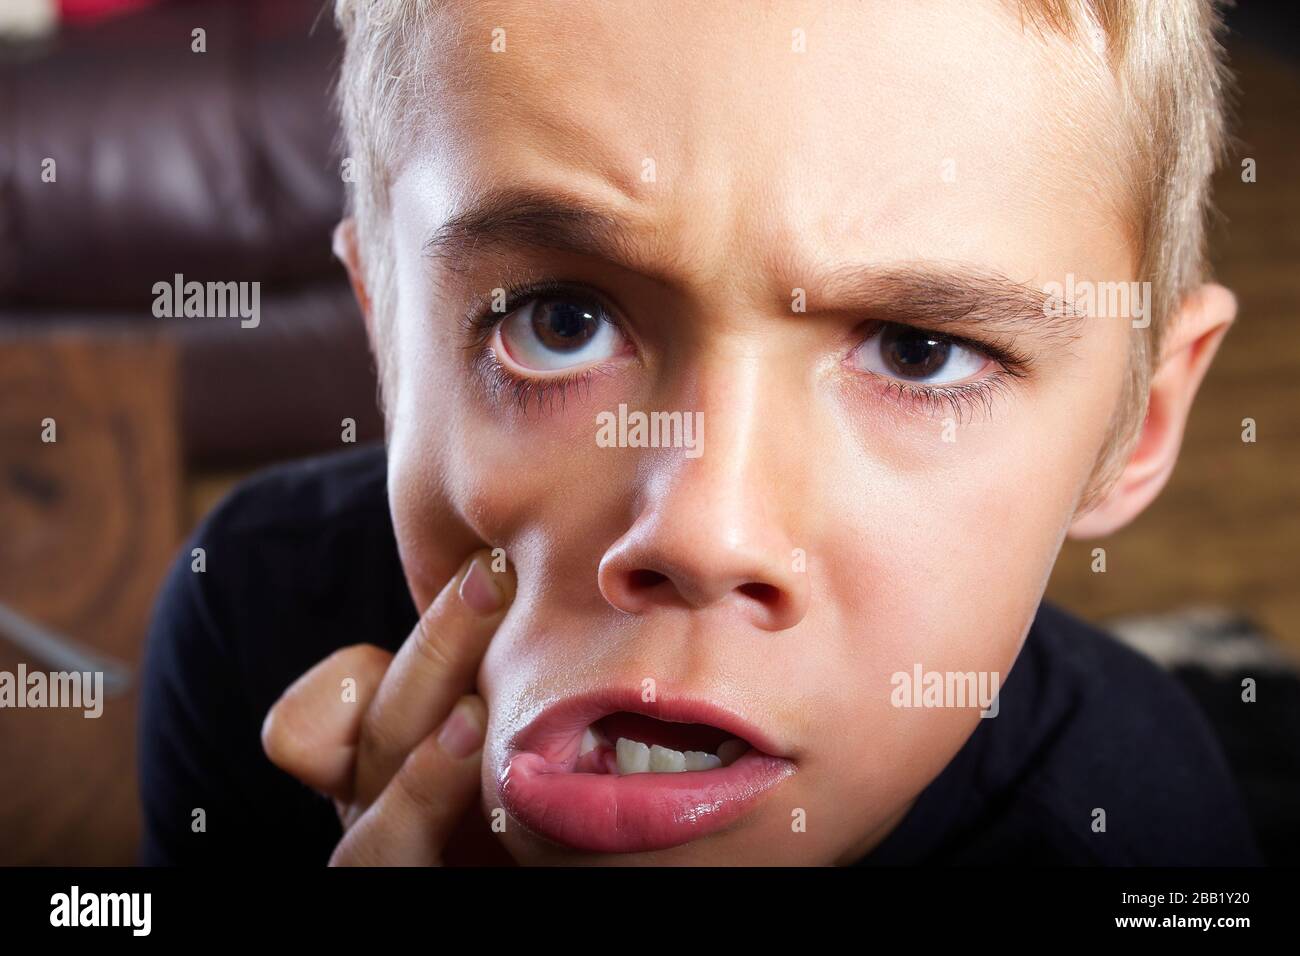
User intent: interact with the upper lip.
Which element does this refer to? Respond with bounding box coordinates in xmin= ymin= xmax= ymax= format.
xmin=508 ymin=685 xmax=792 ymax=768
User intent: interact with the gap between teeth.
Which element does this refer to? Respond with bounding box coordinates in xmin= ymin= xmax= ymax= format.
xmin=579 ymin=728 xmax=748 ymax=774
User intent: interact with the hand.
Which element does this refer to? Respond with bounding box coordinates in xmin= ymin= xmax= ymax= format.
xmin=261 ymin=549 xmax=515 ymax=865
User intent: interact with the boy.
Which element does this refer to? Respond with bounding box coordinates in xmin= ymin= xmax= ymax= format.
xmin=140 ymin=0 xmax=1259 ymax=865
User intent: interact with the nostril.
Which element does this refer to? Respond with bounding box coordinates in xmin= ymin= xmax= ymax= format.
xmin=627 ymin=569 xmax=670 ymax=592
xmin=738 ymin=582 xmax=781 ymax=607
xmin=609 ymin=566 xmax=794 ymax=623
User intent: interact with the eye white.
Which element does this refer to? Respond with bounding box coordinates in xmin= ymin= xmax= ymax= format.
xmin=852 ymin=325 xmax=988 ymax=385
xmin=497 ymin=297 xmax=623 ymax=372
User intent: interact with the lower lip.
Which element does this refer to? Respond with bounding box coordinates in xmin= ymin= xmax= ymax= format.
xmin=499 ymin=749 xmax=796 ymax=854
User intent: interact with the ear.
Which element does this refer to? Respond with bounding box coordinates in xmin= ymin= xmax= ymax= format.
xmin=333 ymin=217 xmax=375 ymax=339
xmin=1068 ymin=282 xmax=1236 ymax=539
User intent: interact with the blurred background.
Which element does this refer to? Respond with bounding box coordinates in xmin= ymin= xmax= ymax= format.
xmin=0 ymin=0 xmax=1296 ymax=865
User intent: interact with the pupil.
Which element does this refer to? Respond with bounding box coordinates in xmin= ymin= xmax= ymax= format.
xmin=884 ymin=325 xmax=949 ymax=378
xmin=534 ymin=299 xmax=597 ymax=351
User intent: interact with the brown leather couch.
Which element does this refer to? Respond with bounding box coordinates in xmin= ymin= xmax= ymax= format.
xmin=0 ymin=0 xmax=384 ymax=864
xmin=0 ymin=0 xmax=382 ymax=467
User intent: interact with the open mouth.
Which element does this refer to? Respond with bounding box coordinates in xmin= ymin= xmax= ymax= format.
xmin=574 ymin=713 xmax=751 ymax=774
xmin=497 ymin=691 xmax=796 ymax=854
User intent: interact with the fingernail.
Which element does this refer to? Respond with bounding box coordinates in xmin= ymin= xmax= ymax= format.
xmin=459 ymin=554 xmax=504 ymax=614
xmin=437 ymin=701 xmax=484 ymax=760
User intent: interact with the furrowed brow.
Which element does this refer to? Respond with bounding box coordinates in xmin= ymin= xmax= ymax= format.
xmin=422 ymin=187 xmax=642 ymax=273
xmin=425 ymin=195 xmax=1085 ymax=343
xmin=815 ymin=264 xmax=1086 ymax=342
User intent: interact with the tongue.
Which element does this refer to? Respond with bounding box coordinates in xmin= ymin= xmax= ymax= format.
xmin=594 ymin=712 xmax=737 ymax=754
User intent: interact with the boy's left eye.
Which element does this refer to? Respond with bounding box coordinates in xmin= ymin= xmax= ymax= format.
xmin=495 ymin=293 xmax=625 ymax=373
xmin=851 ymin=323 xmax=990 ymax=385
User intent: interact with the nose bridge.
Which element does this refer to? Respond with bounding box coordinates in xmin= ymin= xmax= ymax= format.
xmin=671 ymin=344 xmax=771 ymax=522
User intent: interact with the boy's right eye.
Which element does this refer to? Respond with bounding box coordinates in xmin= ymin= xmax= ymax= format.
xmin=495 ymin=293 xmax=627 ymax=373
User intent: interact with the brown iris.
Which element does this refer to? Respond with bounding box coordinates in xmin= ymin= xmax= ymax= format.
xmin=879 ymin=324 xmax=952 ymax=379
xmin=530 ymin=297 xmax=601 ymax=352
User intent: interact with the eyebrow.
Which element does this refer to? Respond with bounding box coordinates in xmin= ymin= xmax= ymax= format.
xmin=423 ymin=186 xmax=644 ymax=274
xmin=810 ymin=262 xmax=1087 ymax=343
xmin=424 ymin=187 xmax=1086 ymax=342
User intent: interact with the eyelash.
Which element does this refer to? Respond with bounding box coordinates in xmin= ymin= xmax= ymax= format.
xmin=878 ymin=375 xmax=1016 ymax=423
xmin=461 ymin=279 xmax=1032 ymax=419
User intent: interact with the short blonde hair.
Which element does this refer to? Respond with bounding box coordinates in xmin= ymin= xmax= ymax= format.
xmin=1015 ymin=0 xmax=1232 ymax=504
xmin=333 ymin=0 xmax=1232 ymax=500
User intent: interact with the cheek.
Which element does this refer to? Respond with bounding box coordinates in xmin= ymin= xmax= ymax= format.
xmin=800 ymin=367 xmax=1122 ymax=827
xmin=384 ymin=305 xmax=620 ymax=605
xmin=822 ymin=329 xmax=1125 ymax=653
xmin=389 ymin=344 xmax=638 ymax=699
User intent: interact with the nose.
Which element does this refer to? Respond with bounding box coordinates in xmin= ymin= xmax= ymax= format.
xmin=599 ymin=518 xmax=809 ymax=631
xmin=596 ymin=361 xmax=811 ymax=632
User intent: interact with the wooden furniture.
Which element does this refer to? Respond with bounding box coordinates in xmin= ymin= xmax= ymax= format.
xmin=0 ymin=331 xmax=180 ymax=864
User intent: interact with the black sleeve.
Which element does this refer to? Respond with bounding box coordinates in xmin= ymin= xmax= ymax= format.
xmin=860 ymin=603 xmax=1264 ymax=866
xmin=1003 ymin=607 xmax=1264 ymax=865
xmin=136 ymin=522 xmax=341 ymax=866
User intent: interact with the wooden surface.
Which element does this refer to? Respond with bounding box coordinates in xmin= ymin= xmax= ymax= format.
xmin=1046 ymin=43 xmax=1300 ymax=652
xmin=0 ymin=331 xmax=180 ymax=864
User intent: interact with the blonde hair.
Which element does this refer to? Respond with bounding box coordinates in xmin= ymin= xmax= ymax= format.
xmin=1014 ymin=0 xmax=1232 ymax=504
xmin=333 ymin=0 xmax=1232 ymax=502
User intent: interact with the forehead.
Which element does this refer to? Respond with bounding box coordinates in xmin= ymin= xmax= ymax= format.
xmin=401 ymin=0 xmax=1132 ymax=287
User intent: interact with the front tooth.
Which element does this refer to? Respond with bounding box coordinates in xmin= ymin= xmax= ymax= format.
xmin=649 ymin=744 xmax=687 ymax=773
xmin=579 ymin=727 xmax=600 ymax=756
xmin=717 ymin=739 xmax=749 ymax=767
xmin=616 ymin=737 xmax=651 ymax=774
xmin=684 ymin=751 xmax=722 ymax=772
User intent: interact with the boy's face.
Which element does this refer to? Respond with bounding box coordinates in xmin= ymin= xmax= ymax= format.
xmin=374 ymin=0 xmax=1136 ymax=864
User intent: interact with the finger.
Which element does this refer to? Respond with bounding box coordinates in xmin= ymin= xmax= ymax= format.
xmin=262 ymin=643 xmax=392 ymax=799
xmin=331 ymin=695 xmax=487 ymax=866
xmin=355 ymin=549 xmax=515 ymax=805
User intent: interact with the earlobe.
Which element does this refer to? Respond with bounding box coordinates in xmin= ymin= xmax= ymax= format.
xmin=333 ymin=217 xmax=374 ymax=336
xmin=1068 ymin=283 xmax=1236 ymax=540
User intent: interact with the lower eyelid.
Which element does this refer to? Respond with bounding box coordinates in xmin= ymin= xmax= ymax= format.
xmin=870 ymin=372 xmax=1015 ymax=423
xmin=475 ymin=348 xmax=601 ymax=414
xmin=491 ymin=324 xmax=632 ymax=380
